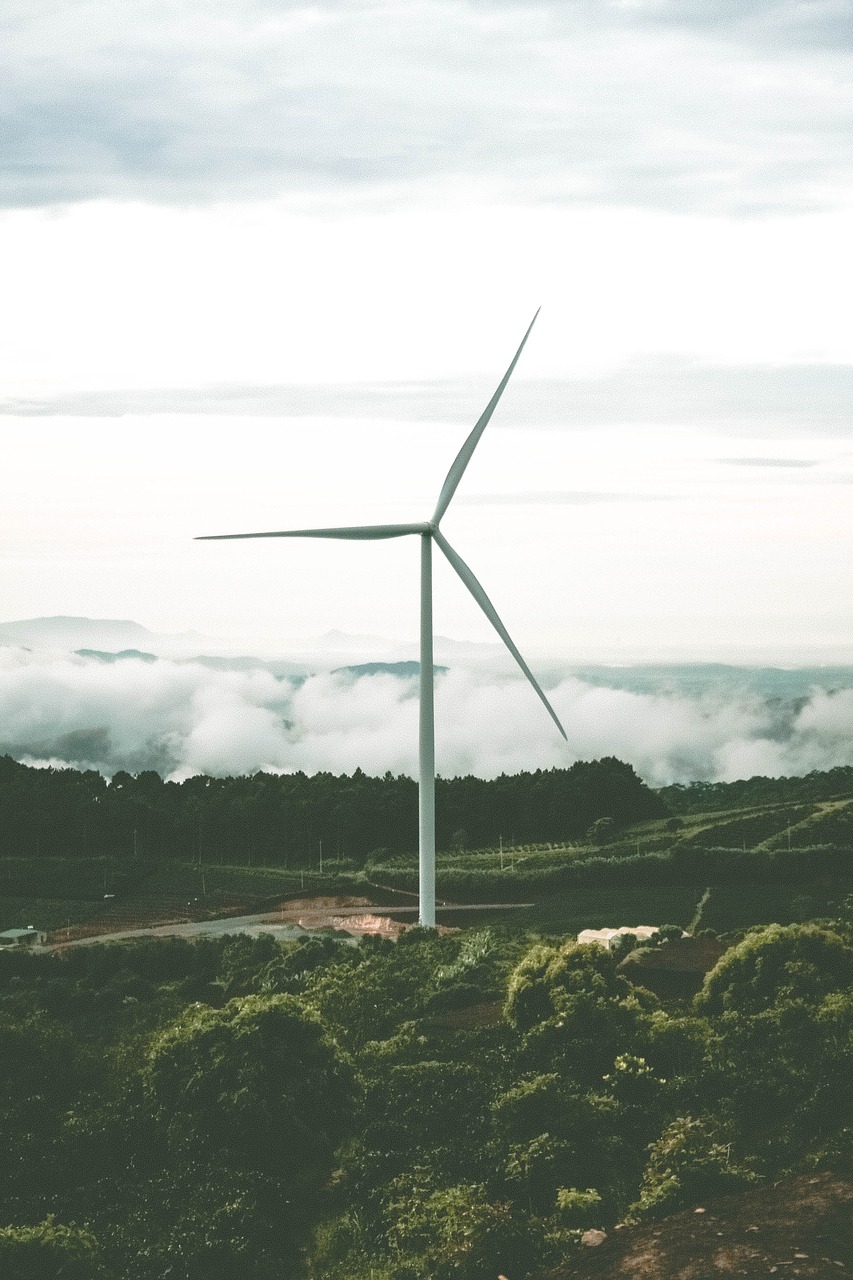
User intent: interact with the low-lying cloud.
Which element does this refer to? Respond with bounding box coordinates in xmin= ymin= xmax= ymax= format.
xmin=3 ymin=646 xmax=853 ymax=787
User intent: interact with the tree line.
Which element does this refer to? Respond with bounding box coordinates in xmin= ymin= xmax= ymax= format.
xmin=659 ymin=765 xmax=853 ymax=813
xmin=0 ymin=754 xmax=665 ymax=862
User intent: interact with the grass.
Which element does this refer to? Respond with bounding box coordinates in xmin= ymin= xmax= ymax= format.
xmin=139 ymin=861 xmax=332 ymax=899
xmin=699 ymin=884 xmax=847 ymax=933
xmin=0 ymin=896 xmax=103 ymax=933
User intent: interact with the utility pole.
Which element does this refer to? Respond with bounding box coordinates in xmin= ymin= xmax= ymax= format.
xmin=319 ymin=838 xmax=323 ymax=874
xmin=500 ymin=835 xmax=504 ymax=871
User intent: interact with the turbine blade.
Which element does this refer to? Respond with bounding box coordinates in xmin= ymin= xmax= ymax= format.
xmin=431 ymin=309 xmax=539 ymax=525
xmin=196 ymin=522 xmax=429 ymax=541
xmin=433 ymin=529 xmax=567 ymax=740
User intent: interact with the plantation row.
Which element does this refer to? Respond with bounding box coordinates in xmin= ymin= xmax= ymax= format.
xmin=368 ymin=840 xmax=853 ymax=898
xmin=5 ymin=840 xmax=846 ymax=905
xmin=670 ymin=804 xmax=817 ymax=850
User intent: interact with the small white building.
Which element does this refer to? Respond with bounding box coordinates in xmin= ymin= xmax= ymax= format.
xmin=577 ymin=925 xmax=661 ymax=951
xmin=0 ymin=926 xmax=45 ymax=947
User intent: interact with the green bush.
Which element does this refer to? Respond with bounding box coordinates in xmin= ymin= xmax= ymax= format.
xmin=145 ymin=994 xmax=355 ymax=1186
xmin=697 ymin=922 xmax=853 ymax=1015
xmin=386 ymin=1182 xmax=539 ymax=1280
xmin=505 ymin=940 xmax=624 ymax=1033
xmin=554 ymin=1186 xmax=603 ymax=1228
xmin=0 ymin=1218 xmax=109 ymax=1279
xmin=630 ymin=1116 xmax=759 ymax=1220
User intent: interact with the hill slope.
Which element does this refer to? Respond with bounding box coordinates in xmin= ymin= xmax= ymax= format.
xmin=541 ymin=1171 xmax=853 ymax=1280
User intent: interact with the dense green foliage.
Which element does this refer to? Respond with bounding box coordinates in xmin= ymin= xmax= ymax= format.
xmin=659 ymin=766 xmax=853 ymax=813
xmin=0 ymin=754 xmax=664 ymax=862
xmin=0 ymin=913 xmax=850 ymax=1279
xmin=1 ymin=755 xmax=853 ymax=1275
xmin=696 ymin=921 xmax=853 ymax=1015
xmin=0 ymin=1218 xmax=108 ymax=1278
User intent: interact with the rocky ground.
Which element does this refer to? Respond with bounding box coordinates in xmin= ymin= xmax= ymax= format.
xmin=539 ymin=1172 xmax=852 ymax=1280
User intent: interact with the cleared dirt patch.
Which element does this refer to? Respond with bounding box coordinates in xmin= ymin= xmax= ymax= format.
xmin=273 ymin=897 xmax=409 ymax=937
xmin=313 ymin=912 xmax=409 ymax=938
xmin=539 ymin=1171 xmax=853 ymax=1280
xmin=273 ymin=896 xmax=376 ymax=912
xmin=618 ymin=935 xmax=729 ymax=997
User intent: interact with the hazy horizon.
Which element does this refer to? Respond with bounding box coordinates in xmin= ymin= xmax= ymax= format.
xmin=3 ymin=613 xmax=853 ymax=787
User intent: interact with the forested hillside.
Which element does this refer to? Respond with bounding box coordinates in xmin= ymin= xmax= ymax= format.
xmin=0 ymin=755 xmax=664 ymax=861
xmin=0 ymin=918 xmax=851 ymax=1278
xmin=1 ymin=753 xmax=853 ymax=1275
xmin=659 ymin=766 xmax=853 ymax=813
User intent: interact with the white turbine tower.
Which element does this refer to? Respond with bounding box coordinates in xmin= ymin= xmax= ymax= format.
xmin=197 ymin=311 xmax=566 ymax=926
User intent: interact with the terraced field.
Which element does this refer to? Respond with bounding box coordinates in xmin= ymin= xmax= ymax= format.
xmin=2 ymin=782 xmax=850 ymax=943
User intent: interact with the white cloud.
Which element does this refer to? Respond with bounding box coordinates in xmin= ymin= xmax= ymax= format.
xmin=2 ymin=0 xmax=852 ymax=212
xmin=4 ymin=645 xmax=853 ymax=785
xmin=2 ymin=201 xmax=853 ymax=405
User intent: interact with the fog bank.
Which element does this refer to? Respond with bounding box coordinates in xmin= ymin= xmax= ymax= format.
xmin=3 ymin=647 xmax=853 ymax=787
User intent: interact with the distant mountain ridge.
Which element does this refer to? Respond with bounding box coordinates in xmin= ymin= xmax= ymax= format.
xmin=3 ymin=618 xmax=853 ymax=705
xmin=333 ymin=661 xmax=449 ymax=679
xmin=0 ymin=616 xmax=155 ymax=650
xmin=76 ymin=649 xmax=158 ymax=664
xmin=0 ymin=616 xmax=203 ymax=653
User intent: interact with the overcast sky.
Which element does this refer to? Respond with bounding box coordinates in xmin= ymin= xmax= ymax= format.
xmin=2 ymin=0 xmax=852 ymax=669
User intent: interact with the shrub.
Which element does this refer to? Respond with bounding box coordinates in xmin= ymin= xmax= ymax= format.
xmin=386 ymin=1181 xmax=539 ymax=1280
xmin=555 ymin=1186 xmax=603 ymax=1227
xmin=0 ymin=1218 xmax=109 ymax=1279
xmin=697 ymin=923 xmax=853 ymax=1015
xmin=630 ymin=1116 xmax=759 ymax=1220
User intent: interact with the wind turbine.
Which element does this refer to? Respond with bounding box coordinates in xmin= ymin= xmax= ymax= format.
xmin=197 ymin=310 xmax=566 ymax=926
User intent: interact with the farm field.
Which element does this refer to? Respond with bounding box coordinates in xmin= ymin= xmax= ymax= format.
xmin=438 ymin=881 xmax=845 ymax=936
xmin=439 ymin=885 xmax=702 ymax=936
xmin=0 ymin=860 xmax=354 ymax=936
xmin=698 ymin=883 xmax=848 ymax=932
xmin=1 ymin=767 xmax=851 ymax=941
xmin=0 ymin=895 xmax=102 ymax=934
xmin=5 ymin=870 xmax=842 ymax=944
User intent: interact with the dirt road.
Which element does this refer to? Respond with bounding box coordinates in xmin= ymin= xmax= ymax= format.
xmin=49 ymin=896 xmax=534 ymax=948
